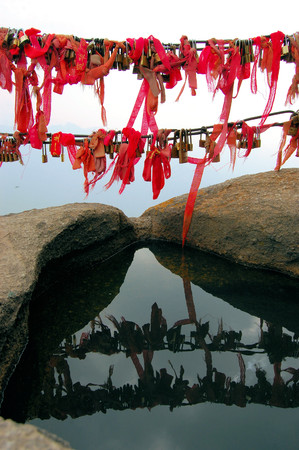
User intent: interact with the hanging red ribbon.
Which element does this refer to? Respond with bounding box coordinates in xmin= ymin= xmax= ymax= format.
xmin=105 ymin=127 xmax=144 ymax=194
xmin=143 ymin=129 xmax=172 ymax=199
xmin=182 ymin=124 xmax=223 ymax=246
xmin=259 ymin=31 xmax=285 ymax=126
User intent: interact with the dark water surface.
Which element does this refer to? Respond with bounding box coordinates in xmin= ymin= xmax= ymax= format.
xmin=1 ymin=242 xmax=299 ymax=450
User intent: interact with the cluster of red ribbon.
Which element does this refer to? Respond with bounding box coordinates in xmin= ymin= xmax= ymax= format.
xmin=0 ymin=28 xmax=299 ymax=142
xmin=1 ymin=26 xmax=299 ymax=245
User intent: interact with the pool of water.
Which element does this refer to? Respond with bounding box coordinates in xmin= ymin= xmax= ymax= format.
xmin=1 ymin=242 xmax=299 ymax=450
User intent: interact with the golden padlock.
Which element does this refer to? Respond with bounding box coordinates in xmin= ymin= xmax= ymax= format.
xmin=253 ymin=129 xmax=261 ymax=148
xmin=42 ymin=145 xmax=48 ymax=163
xmin=140 ymin=49 xmax=149 ymax=68
xmin=288 ymin=126 xmax=298 ymax=137
xmin=249 ymin=39 xmax=254 ymax=63
xmin=171 ymin=130 xmax=180 ymax=159
xmin=179 ymin=129 xmax=188 ymax=164
xmin=19 ymin=32 xmax=30 ymax=46
xmin=117 ymin=48 xmax=123 ymax=71
xmin=109 ymin=143 xmax=115 ymax=159
xmin=199 ymin=128 xmax=208 ymax=148
xmin=206 ymin=139 xmax=220 ymax=162
xmin=146 ymin=135 xmax=152 ymax=156
xmin=187 ymin=129 xmax=193 ymax=152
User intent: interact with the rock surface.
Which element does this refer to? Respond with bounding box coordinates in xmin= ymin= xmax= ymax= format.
xmin=0 ymin=168 xmax=298 ymax=449
xmin=0 ymin=418 xmax=71 ymax=449
xmin=0 ymin=203 xmax=136 ymax=404
xmin=136 ymin=168 xmax=299 ymax=277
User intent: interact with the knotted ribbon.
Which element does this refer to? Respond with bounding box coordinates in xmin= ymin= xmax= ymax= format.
xmin=143 ymin=129 xmax=172 ymax=199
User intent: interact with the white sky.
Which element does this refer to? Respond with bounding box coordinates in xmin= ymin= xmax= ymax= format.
xmin=0 ymin=1 xmax=298 ymax=216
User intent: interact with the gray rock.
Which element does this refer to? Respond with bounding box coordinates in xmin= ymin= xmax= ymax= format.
xmin=0 ymin=203 xmax=136 ymax=403
xmin=137 ymin=168 xmax=299 ymax=278
xmin=0 ymin=168 xmax=298 ymax=449
xmin=0 ymin=417 xmax=71 ymax=449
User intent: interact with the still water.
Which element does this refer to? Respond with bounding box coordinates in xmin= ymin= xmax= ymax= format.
xmin=1 ymin=242 xmax=299 ymax=450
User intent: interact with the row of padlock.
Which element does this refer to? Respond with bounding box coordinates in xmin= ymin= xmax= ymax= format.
xmin=235 ymin=39 xmax=255 ymax=65
xmin=41 ymin=144 xmax=64 ymax=163
xmin=236 ymin=131 xmax=261 ymax=149
xmin=0 ymin=151 xmax=20 ymax=162
xmin=171 ymin=129 xmax=194 ymax=163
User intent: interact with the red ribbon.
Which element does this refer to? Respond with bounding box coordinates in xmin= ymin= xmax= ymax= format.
xmin=143 ymin=145 xmax=171 ymax=199
xmin=259 ymin=31 xmax=285 ymax=126
xmin=105 ymin=127 xmax=144 ymax=194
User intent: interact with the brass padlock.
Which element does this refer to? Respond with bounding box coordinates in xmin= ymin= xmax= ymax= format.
xmin=105 ymin=142 xmax=114 ymax=159
xmin=109 ymin=143 xmax=115 ymax=159
xmin=288 ymin=126 xmax=298 ymax=136
xmin=140 ymin=49 xmax=149 ymax=68
xmin=122 ymin=42 xmax=131 ymax=71
xmin=244 ymin=40 xmax=250 ymax=64
xmin=187 ymin=129 xmax=193 ymax=152
xmin=249 ymin=39 xmax=254 ymax=63
xmin=114 ymin=132 xmax=121 ymax=153
xmin=205 ymin=138 xmax=220 ymax=162
xmin=253 ymin=129 xmax=261 ymax=148
xmin=199 ymin=129 xmax=208 ymax=148
xmin=19 ymin=32 xmax=30 ymax=46
xmin=290 ymin=112 xmax=299 ymax=125
xmin=154 ymin=52 xmax=161 ymax=66
xmin=132 ymin=63 xmax=140 ymax=75
xmin=122 ymin=53 xmax=130 ymax=70
xmin=179 ymin=129 xmax=188 ymax=164
xmin=116 ymin=48 xmax=123 ymax=71
xmin=42 ymin=144 xmax=48 ymax=163
xmin=147 ymin=41 xmax=152 ymax=59
xmin=171 ymin=130 xmax=180 ymax=158
xmin=146 ymin=135 xmax=153 ymax=156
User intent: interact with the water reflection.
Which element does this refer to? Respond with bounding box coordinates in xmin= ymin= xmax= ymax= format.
xmin=26 ymin=304 xmax=299 ymax=420
xmin=1 ymin=242 xmax=299 ymax=449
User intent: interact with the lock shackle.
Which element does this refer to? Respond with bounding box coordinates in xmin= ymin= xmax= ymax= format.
xmin=179 ymin=128 xmax=187 ymax=151
xmin=172 ymin=129 xmax=180 ymax=145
